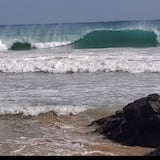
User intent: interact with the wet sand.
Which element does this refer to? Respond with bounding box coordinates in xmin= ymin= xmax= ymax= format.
xmin=0 ymin=108 xmax=154 ymax=156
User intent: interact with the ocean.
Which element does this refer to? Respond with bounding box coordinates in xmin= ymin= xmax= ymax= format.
xmin=0 ymin=20 xmax=159 ymax=155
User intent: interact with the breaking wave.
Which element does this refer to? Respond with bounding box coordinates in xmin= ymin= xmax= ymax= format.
xmin=9 ymin=41 xmax=71 ymax=50
xmin=0 ymin=49 xmax=160 ymax=74
xmin=2 ymin=29 xmax=160 ymax=50
xmin=0 ymin=21 xmax=160 ymax=50
xmin=73 ymin=29 xmax=158 ymax=48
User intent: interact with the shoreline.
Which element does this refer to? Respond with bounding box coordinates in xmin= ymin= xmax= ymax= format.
xmin=0 ymin=108 xmax=154 ymax=156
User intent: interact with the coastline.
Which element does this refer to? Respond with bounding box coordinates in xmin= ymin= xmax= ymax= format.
xmin=0 ymin=19 xmax=160 ymax=156
xmin=0 ymin=108 xmax=154 ymax=156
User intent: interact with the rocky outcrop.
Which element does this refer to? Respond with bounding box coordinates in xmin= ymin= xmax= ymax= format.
xmin=90 ymin=94 xmax=160 ymax=147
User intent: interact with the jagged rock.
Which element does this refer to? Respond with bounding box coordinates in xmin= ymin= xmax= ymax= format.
xmin=91 ymin=94 xmax=160 ymax=147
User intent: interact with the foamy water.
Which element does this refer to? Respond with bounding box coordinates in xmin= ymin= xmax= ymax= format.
xmin=0 ymin=47 xmax=160 ymax=73
xmin=0 ymin=20 xmax=160 ymax=155
xmin=0 ymin=47 xmax=159 ymax=155
xmin=0 ymin=111 xmax=153 ymax=156
xmin=0 ymin=47 xmax=160 ymax=117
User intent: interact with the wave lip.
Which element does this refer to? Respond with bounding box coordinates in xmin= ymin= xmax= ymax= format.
xmin=0 ymin=29 xmax=159 ymax=51
xmin=73 ymin=29 xmax=158 ymax=49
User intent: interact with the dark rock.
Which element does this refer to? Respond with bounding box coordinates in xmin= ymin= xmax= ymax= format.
xmin=146 ymin=148 xmax=160 ymax=156
xmin=91 ymin=94 xmax=160 ymax=147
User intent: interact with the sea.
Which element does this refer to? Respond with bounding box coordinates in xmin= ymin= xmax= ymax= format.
xmin=0 ymin=20 xmax=159 ymax=155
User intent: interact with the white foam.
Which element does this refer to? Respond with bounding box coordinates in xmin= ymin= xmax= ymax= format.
xmin=34 ymin=41 xmax=71 ymax=49
xmin=0 ymin=105 xmax=90 ymax=116
xmin=0 ymin=40 xmax=8 ymax=50
xmin=1 ymin=48 xmax=160 ymax=74
xmin=80 ymin=150 xmax=117 ymax=156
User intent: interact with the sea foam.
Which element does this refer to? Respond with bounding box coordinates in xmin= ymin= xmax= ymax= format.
xmin=0 ymin=104 xmax=90 ymax=116
xmin=0 ymin=48 xmax=160 ymax=74
xmin=0 ymin=40 xmax=7 ymax=50
xmin=34 ymin=41 xmax=71 ymax=49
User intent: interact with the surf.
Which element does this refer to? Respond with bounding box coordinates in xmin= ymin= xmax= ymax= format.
xmin=72 ymin=29 xmax=158 ymax=48
xmin=0 ymin=47 xmax=160 ymax=74
xmin=0 ymin=29 xmax=159 ymax=50
xmin=0 ymin=20 xmax=160 ymax=50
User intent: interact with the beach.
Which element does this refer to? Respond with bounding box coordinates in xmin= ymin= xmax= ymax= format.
xmin=0 ymin=108 xmax=154 ymax=156
xmin=0 ymin=20 xmax=160 ymax=155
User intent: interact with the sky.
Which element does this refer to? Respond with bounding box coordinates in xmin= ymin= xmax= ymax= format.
xmin=0 ymin=0 xmax=160 ymax=25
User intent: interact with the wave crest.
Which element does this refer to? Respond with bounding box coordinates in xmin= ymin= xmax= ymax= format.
xmin=0 ymin=28 xmax=160 ymax=50
xmin=72 ymin=29 xmax=158 ymax=48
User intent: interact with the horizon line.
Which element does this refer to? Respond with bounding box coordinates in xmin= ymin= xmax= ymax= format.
xmin=0 ymin=18 xmax=160 ymax=26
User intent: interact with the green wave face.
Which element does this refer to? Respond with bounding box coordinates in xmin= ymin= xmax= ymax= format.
xmin=73 ymin=30 xmax=158 ymax=48
xmin=10 ymin=42 xmax=32 ymax=50
xmin=1 ymin=20 xmax=160 ymax=50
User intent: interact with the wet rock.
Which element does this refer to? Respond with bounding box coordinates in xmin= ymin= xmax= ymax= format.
xmin=91 ymin=94 xmax=160 ymax=147
xmin=146 ymin=148 xmax=160 ymax=156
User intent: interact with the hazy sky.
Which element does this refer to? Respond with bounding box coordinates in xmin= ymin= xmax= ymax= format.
xmin=0 ymin=0 xmax=160 ymax=25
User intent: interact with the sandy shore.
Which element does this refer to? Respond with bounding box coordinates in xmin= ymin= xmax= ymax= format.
xmin=0 ymin=108 xmax=154 ymax=156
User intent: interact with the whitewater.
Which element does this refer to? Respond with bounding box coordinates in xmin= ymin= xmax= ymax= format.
xmin=0 ymin=20 xmax=160 ymax=115
xmin=1 ymin=47 xmax=160 ymax=74
xmin=0 ymin=20 xmax=159 ymax=155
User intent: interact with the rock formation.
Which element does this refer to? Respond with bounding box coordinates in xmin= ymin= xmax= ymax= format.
xmin=90 ymin=94 xmax=160 ymax=147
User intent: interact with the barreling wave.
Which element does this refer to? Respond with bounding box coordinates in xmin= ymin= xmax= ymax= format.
xmin=0 ymin=29 xmax=159 ymax=50
xmin=0 ymin=20 xmax=160 ymax=50
xmin=72 ymin=29 xmax=158 ymax=48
